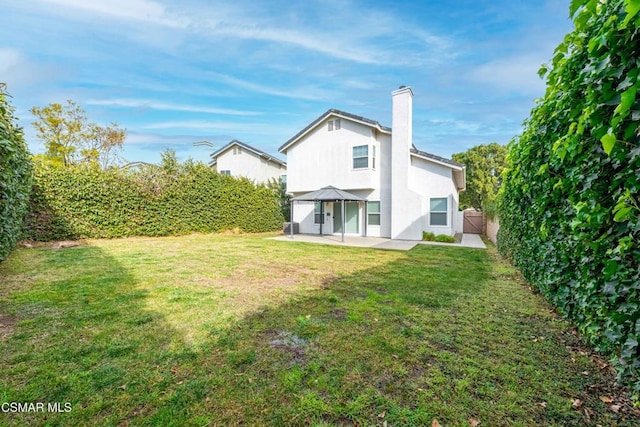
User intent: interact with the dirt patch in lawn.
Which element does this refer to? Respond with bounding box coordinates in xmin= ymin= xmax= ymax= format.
xmin=194 ymin=265 xmax=331 ymax=314
xmin=267 ymin=330 xmax=310 ymax=366
xmin=0 ymin=313 xmax=16 ymax=341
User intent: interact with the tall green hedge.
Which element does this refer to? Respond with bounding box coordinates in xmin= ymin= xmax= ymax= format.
xmin=0 ymin=84 xmax=32 ymax=262
xmin=25 ymin=161 xmax=284 ymax=241
xmin=498 ymin=0 xmax=640 ymax=394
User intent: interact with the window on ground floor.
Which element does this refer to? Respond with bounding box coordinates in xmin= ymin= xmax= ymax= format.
xmin=429 ymin=197 xmax=448 ymax=226
xmin=314 ymin=201 xmax=324 ymax=224
xmin=367 ymin=201 xmax=380 ymax=225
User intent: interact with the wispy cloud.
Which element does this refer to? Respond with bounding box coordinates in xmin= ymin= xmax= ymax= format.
xmin=468 ymin=53 xmax=547 ymax=95
xmin=37 ymin=0 xmax=186 ymax=28
xmin=206 ymin=73 xmax=335 ymax=101
xmin=86 ymin=98 xmax=262 ymax=116
xmin=206 ymin=23 xmax=382 ymax=65
xmin=0 ymin=48 xmax=22 ymax=73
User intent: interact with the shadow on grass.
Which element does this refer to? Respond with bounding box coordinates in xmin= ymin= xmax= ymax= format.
xmin=1 ymin=242 xmax=636 ymax=426
xmin=0 ymin=244 xmax=195 ymax=426
xmin=164 ymin=244 xmax=636 ymax=426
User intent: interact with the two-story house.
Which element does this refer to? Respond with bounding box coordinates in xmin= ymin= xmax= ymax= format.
xmin=279 ymin=86 xmax=465 ymax=240
xmin=210 ymin=139 xmax=287 ymax=184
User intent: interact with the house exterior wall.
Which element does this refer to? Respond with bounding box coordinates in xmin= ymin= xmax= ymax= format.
xmin=285 ymin=87 xmax=464 ymax=241
xmin=215 ymin=148 xmax=286 ymax=183
xmin=410 ymin=156 xmax=462 ymax=236
xmin=286 ymin=118 xmax=383 ymax=194
xmin=287 ymin=117 xmax=393 ymax=238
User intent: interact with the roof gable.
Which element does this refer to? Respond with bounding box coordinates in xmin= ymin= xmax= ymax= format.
xmin=278 ymin=109 xmax=391 ymax=153
xmin=210 ymin=139 xmax=286 ymax=167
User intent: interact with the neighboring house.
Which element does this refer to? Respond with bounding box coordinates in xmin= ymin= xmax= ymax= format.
xmin=279 ymin=86 xmax=466 ymax=240
xmin=209 ymin=139 xmax=287 ymax=183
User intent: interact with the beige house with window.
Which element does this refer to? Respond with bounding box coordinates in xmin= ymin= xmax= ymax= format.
xmin=279 ymin=86 xmax=466 ymax=240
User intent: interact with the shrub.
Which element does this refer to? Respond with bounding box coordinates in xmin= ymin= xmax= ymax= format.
xmin=422 ymin=232 xmax=435 ymax=241
xmin=434 ymin=234 xmax=455 ymax=243
xmin=24 ymin=161 xmax=284 ymax=241
xmin=498 ymin=0 xmax=640 ymax=395
xmin=422 ymin=232 xmax=455 ymax=243
xmin=0 ymin=84 xmax=32 ymax=261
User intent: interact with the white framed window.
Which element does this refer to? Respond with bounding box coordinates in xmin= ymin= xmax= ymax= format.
xmin=372 ymin=145 xmax=376 ymax=169
xmin=353 ymin=145 xmax=368 ymax=169
xmin=314 ymin=202 xmax=324 ymax=224
xmin=220 ymin=170 xmax=231 ymax=176
xmin=368 ymin=201 xmax=380 ymax=226
xmin=429 ymin=197 xmax=448 ymax=226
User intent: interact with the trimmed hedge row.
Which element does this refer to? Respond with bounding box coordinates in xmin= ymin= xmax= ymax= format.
xmin=0 ymin=84 xmax=32 ymax=262
xmin=25 ymin=161 xmax=284 ymax=241
xmin=498 ymin=1 xmax=640 ymax=394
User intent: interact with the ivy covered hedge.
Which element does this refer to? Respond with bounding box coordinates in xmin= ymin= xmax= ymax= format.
xmin=25 ymin=161 xmax=284 ymax=241
xmin=498 ymin=0 xmax=640 ymax=394
xmin=0 ymin=84 xmax=32 ymax=262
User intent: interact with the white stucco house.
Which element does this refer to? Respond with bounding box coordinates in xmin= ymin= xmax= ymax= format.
xmin=210 ymin=139 xmax=287 ymax=183
xmin=279 ymin=86 xmax=466 ymax=241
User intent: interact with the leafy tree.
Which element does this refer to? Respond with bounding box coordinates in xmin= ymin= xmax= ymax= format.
xmin=159 ymin=148 xmax=180 ymax=176
xmin=452 ymin=142 xmax=507 ymax=210
xmin=31 ymin=100 xmax=125 ymax=167
xmin=83 ymin=122 xmax=126 ymax=169
xmin=0 ymin=83 xmax=33 ymax=261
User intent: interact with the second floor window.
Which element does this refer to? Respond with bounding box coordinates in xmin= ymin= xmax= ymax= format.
xmin=353 ymin=145 xmax=368 ymax=169
xmin=328 ymin=118 xmax=341 ymax=131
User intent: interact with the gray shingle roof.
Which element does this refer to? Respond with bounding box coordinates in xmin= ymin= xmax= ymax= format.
xmin=279 ymin=109 xmax=391 ymax=153
xmin=278 ymin=109 xmax=463 ymax=171
xmin=291 ymin=185 xmax=365 ymax=201
xmin=410 ymin=146 xmax=464 ymax=168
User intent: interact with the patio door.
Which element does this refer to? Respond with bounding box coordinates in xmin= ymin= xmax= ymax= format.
xmin=333 ymin=202 xmax=359 ymax=234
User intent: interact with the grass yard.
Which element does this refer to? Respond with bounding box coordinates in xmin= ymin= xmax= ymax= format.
xmin=0 ymin=233 xmax=638 ymax=426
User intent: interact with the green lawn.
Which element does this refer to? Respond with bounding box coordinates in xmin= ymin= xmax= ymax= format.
xmin=0 ymin=233 xmax=637 ymax=426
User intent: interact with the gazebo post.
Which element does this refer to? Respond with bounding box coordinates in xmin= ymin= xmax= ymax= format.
xmin=319 ymin=200 xmax=323 ymax=236
xmin=290 ymin=200 xmax=294 ymax=239
xmin=341 ymin=199 xmax=345 ymax=243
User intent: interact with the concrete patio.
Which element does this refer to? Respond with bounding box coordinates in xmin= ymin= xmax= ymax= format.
xmin=269 ymin=233 xmax=486 ymax=251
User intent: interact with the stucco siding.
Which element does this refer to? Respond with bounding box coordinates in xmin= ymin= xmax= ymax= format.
xmin=410 ymin=156 xmax=460 ymax=236
xmin=286 ymin=118 xmax=382 ymax=193
xmin=216 ymin=149 xmax=286 ymax=183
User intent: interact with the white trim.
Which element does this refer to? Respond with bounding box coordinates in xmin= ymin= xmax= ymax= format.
xmin=212 ymin=141 xmax=287 ymax=168
xmin=410 ymin=152 xmax=463 ymax=171
xmin=428 ymin=196 xmax=449 ymax=227
xmin=279 ymin=112 xmax=391 ymax=153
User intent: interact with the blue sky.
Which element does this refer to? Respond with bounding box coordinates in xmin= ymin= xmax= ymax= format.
xmin=2 ymin=0 xmax=573 ymax=165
